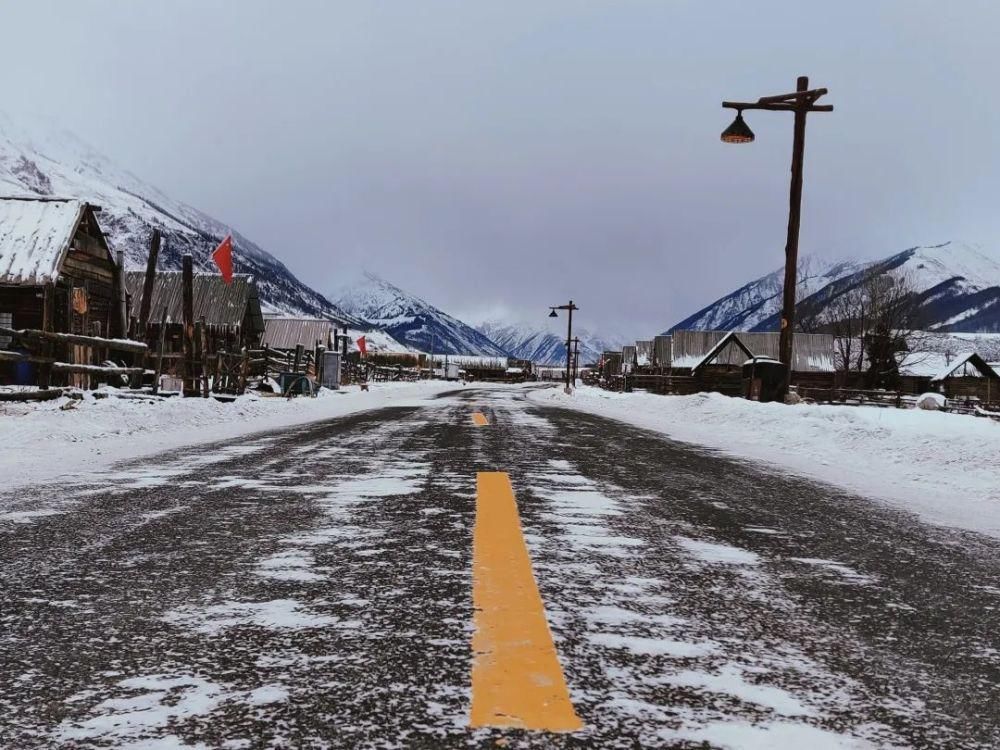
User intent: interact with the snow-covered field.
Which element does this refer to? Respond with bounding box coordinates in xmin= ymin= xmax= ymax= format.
xmin=1 ymin=381 xmax=453 ymax=493
xmin=530 ymin=386 xmax=1000 ymax=538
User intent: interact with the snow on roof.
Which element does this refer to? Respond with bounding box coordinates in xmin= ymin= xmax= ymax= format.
xmin=930 ymin=351 xmax=999 ymax=381
xmin=0 ymin=197 xmax=85 ymax=285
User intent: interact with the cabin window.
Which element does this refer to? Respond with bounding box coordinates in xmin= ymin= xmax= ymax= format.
xmin=0 ymin=312 xmax=11 ymax=348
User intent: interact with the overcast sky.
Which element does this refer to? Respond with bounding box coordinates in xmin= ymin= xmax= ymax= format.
xmin=2 ymin=1 xmax=998 ymax=336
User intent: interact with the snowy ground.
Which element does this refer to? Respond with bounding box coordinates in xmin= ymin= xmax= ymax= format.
xmin=0 ymin=381 xmax=454 ymax=494
xmin=530 ymin=386 xmax=1000 ymax=539
xmin=4 ymin=385 xmax=1000 ymax=747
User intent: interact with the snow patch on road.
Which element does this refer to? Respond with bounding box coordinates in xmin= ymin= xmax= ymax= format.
xmin=163 ymin=599 xmax=339 ymax=634
xmin=661 ymin=719 xmax=881 ymax=749
xmin=56 ymin=674 xmax=226 ymax=748
xmin=676 ymin=535 xmax=761 ymax=566
xmin=588 ymin=632 xmax=719 ymax=658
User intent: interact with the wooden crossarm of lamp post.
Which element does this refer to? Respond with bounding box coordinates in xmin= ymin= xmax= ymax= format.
xmin=756 ymin=87 xmax=829 ymax=104
xmin=722 ymin=100 xmax=834 ymax=112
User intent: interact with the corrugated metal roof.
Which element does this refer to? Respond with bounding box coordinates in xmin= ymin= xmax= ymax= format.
xmin=125 ymin=271 xmax=264 ymax=331
xmin=262 ymin=317 xmax=334 ymax=350
xmin=0 ymin=197 xmax=86 ymax=285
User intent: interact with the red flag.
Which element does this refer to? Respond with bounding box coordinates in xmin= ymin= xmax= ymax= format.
xmin=356 ymin=335 xmax=367 ymax=357
xmin=212 ymin=234 xmax=234 ymax=284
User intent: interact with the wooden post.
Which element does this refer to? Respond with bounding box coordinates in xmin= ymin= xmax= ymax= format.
xmin=238 ymin=346 xmax=249 ymax=395
xmin=293 ymin=343 xmax=304 ymax=374
xmin=137 ymin=229 xmax=161 ymax=339
xmin=152 ymin=307 xmax=167 ymax=394
xmin=194 ymin=317 xmax=206 ymax=397
xmin=776 ymin=76 xmax=809 ymax=400
xmin=182 ymin=254 xmax=195 ymax=396
xmin=38 ymin=285 xmax=56 ymax=390
xmin=114 ymin=250 xmax=128 ymax=339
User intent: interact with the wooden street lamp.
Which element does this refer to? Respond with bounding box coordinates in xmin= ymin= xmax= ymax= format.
xmin=722 ymin=76 xmax=833 ymax=398
xmin=549 ymin=301 xmax=578 ymax=393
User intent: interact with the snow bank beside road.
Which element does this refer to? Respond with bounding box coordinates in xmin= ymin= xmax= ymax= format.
xmin=2 ymin=382 xmax=453 ymax=491
xmin=530 ymin=386 xmax=1000 ymax=538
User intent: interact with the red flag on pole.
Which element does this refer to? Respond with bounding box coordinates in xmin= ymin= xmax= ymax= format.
xmin=212 ymin=234 xmax=234 ymax=284
xmin=356 ymin=335 xmax=367 ymax=357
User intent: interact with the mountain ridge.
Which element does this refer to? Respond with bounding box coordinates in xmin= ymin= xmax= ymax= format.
xmin=667 ymin=241 xmax=1000 ymax=335
xmin=332 ymin=272 xmax=509 ymax=356
xmin=0 ymin=111 xmax=370 ymax=330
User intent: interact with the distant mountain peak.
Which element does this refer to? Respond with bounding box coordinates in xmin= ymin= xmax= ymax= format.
xmin=333 ymin=274 xmax=508 ymax=356
xmin=477 ymin=318 xmax=628 ymax=366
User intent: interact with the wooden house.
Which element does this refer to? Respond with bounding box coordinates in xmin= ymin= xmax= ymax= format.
xmin=931 ymin=352 xmax=999 ymax=404
xmin=125 ymin=271 xmax=264 ymax=362
xmin=1 ymin=197 xmax=129 ymax=386
xmin=262 ymin=317 xmax=335 ymax=352
xmin=0 ymin=197 xmax=123 ymax=342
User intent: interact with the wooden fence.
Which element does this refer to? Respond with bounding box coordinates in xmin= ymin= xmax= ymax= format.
xmin=0 ymin=326 xmax=145 ymax=398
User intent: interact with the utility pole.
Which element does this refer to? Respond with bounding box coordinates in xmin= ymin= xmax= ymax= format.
xmin=549 ymin=301 xmax=579 ymax=393
xmin=721 ymin=76 xmax=833 ymax=399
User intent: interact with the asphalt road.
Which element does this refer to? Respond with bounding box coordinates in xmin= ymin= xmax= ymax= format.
xmin=2 ymin=384 xmax=999 ymax=749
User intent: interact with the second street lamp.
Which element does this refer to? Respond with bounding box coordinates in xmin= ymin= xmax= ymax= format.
xmin=721 ymin=76 xmax=833 ymax=399
xmin=548 ymin=301 xmax=578 ymax=393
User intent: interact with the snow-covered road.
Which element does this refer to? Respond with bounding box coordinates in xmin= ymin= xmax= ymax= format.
xmin=2 ymin=385 xmax=999 ymax=748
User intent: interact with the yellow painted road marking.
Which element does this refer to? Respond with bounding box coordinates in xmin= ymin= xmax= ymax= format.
xmin=472 ymin=412 xmax=489 ymax=426
xmin=470 ymin=472 xmax=583 ymax=732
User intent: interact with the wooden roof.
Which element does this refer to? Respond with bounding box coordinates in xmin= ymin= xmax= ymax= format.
xmin=691 ymin=331 xmax=755 ymax=373
xmin=125 ymin=271 xmax=264 ymax=331
xmin=262 ymin=317 xmax=334 ymax=350
xmin=931 ymin=352 xmax=1000 ymax=382
xmin=0 ymin=197 xmax=108 ymax=285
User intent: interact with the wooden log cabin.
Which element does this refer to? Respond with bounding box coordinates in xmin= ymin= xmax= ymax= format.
xmin=124 ymin=270 xmax=265 ymax=374
xmin=0 ymin=197 xmax=125 ymax=383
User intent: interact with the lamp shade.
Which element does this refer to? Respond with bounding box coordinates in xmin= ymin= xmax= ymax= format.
xmin=721 ymin=112 xmax=755 ymax=143
xmin=549 ymin=309 xmax=558 ymax=318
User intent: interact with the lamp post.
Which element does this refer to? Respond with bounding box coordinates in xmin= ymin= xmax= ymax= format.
xmin=549 ymin=301 xmax=578 ymax=393
xmin=571 ymin=337 xmax=580 ymax=383
xmin=721 ymin=76 xmax=833 ymax=399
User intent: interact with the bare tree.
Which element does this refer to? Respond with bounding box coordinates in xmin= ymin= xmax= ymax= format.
xmin=800 ymin=267 xmax=922 ymax=388
xmin=860 ymin=269 xmax=922 ymax=388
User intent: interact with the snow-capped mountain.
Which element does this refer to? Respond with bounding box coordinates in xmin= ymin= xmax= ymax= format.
xmin=0 ymin=112 xmax=367 ymax=327
xmin=332 ymin=273 xmax=509 ymax=356
xmin=669 ymin=256 xmax=867 ymax=333
xmin=668 ymin=242 xmax=1000 ymax=334
xmin=477 ymin=320 xmax=627 ymax=366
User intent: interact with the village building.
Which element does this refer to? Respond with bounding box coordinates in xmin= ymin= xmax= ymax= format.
xmin=930 ymin=352 xmax=999 ymax=404
xmin=0 ymin=197 xmax=132 ymax=386
xmin=0 ymin=197 xmax=124 ymax=342
xmin=262 ymin=316 xmax=335 ymax=352
xmin=124 ymin=270 xmax=264 ymax=360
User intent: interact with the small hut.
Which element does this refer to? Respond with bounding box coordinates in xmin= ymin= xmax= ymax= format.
xmin=931 ymin=352 xmax=999 ymax=404
xmin=1 ymin=197 xmax=130 ymax=386
xmin=0 ymin=197 xmax=124 ymax=340
xmin=262 ymin=317 xmax=335 ymax=352
xmin=125 ymin=271 xmax=264 ymax=360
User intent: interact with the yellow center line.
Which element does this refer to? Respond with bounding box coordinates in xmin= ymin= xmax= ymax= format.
xmin=470 ymin=472 xmax=583 ymax=732
xmin=471 ymin=412 xmax=489 ymax=426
